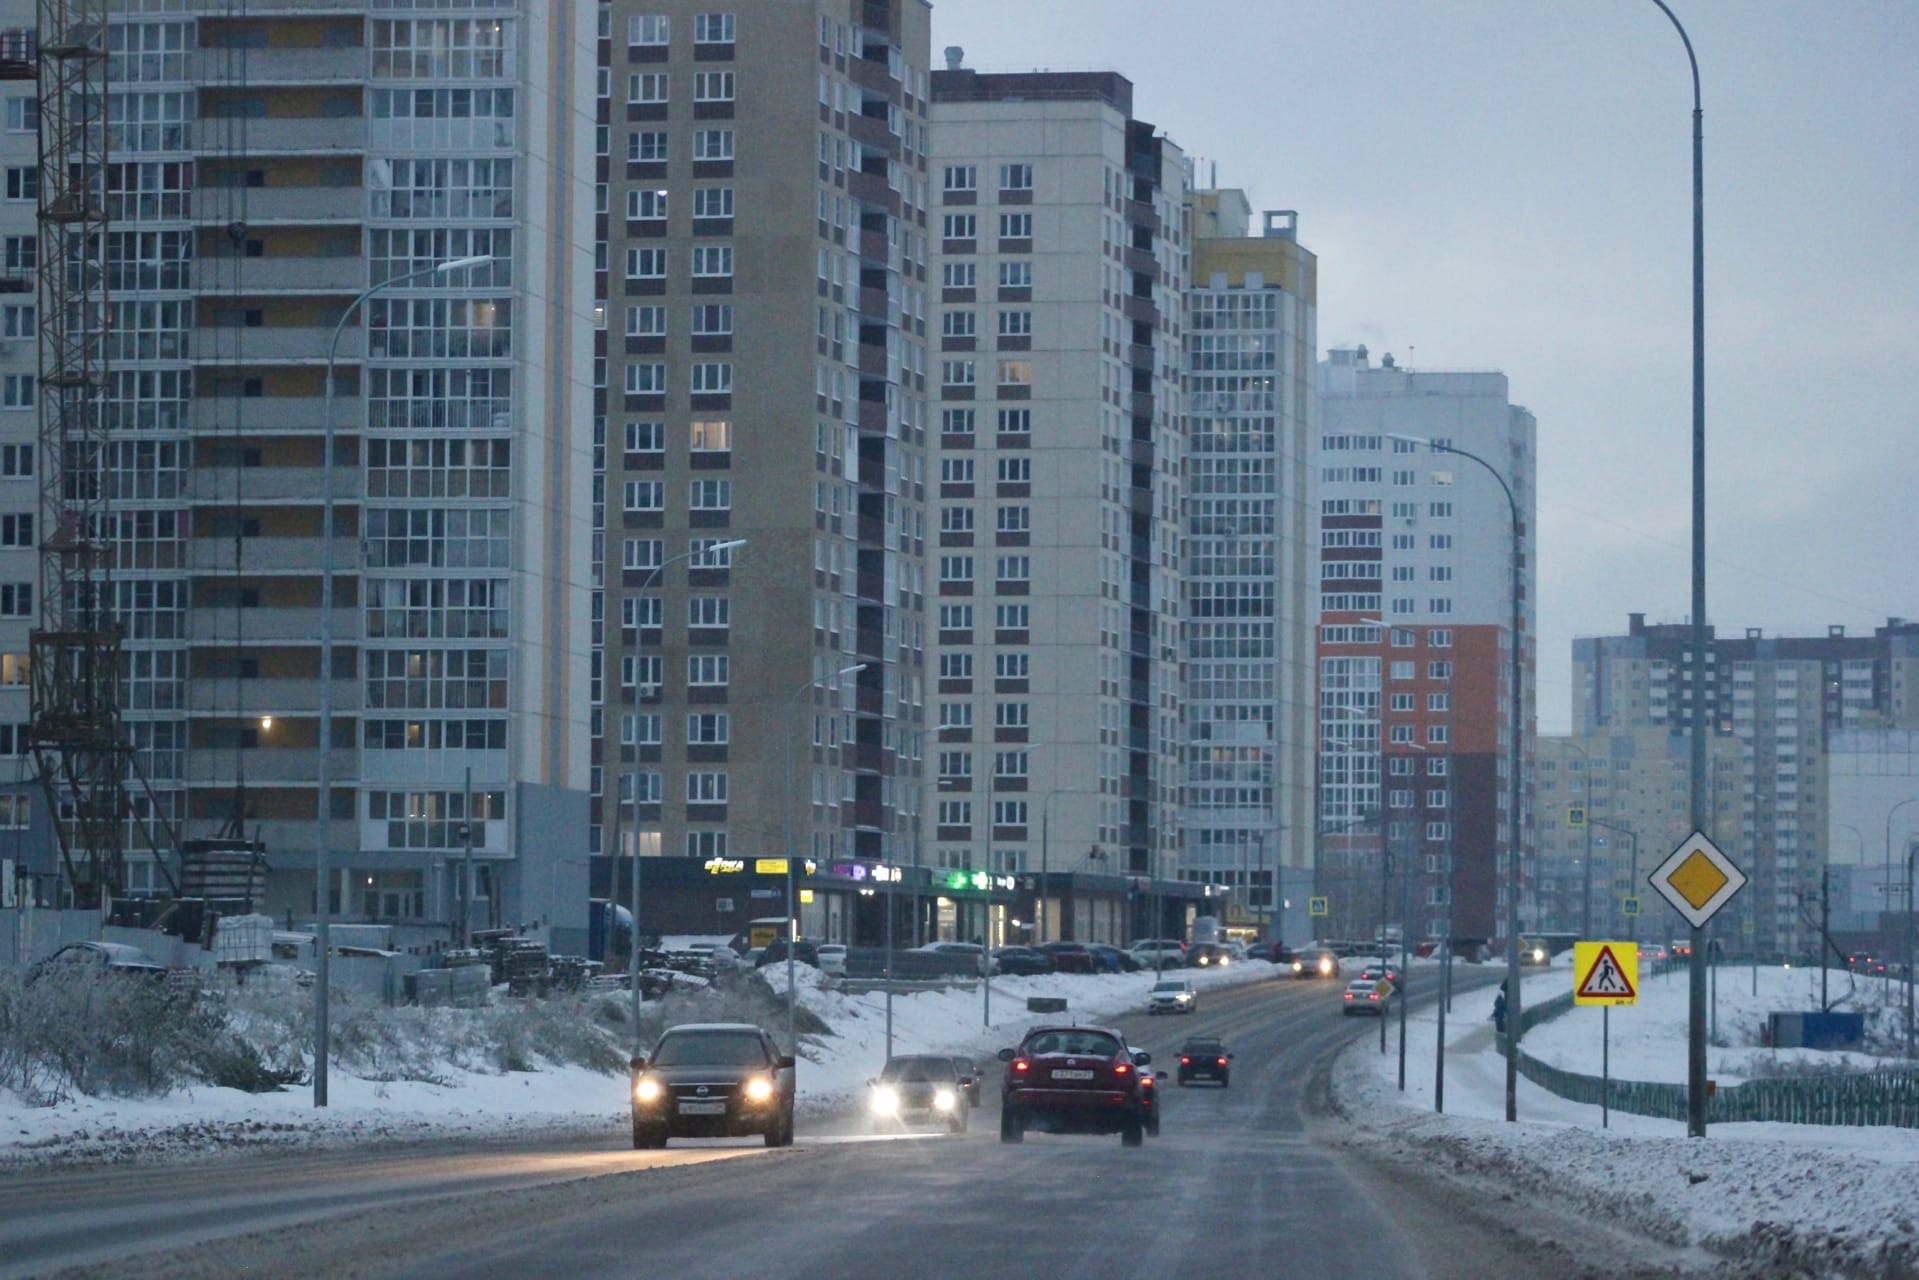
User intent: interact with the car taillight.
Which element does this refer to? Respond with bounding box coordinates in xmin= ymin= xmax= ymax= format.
xmin=1180 ymin=1056 xmax=1191 ymax=1065
xmin=1216 ymin=1057 xmax=1226 ymax=1066
xmin=1343 ymin=992 xmax=1353 ymax=1000
xmin=1114 ymin=1062 xmax=1130 ymax=1075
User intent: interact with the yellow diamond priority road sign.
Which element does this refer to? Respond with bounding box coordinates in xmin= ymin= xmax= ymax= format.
xmin=1647 ymin=829 xmax=1746 ymax=929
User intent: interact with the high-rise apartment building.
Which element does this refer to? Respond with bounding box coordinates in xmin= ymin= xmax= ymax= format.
xmin=1181 ymin=191 xmax=1316 ymax=940
xmin=596 ymin=3 xmax=933 ymax=887
xmin=20 ymin=3 xmax=598 ymax=928
xmin=1575 ymin=613 xmax=1919 ymax=958
xmin=923 ymin=64 xmax=1186 ymax=940
xmin=1313 ymin=348 xmax=1537 ymax=948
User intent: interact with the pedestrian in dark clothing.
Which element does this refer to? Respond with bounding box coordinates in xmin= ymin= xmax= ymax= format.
xmin=1491 ymin=988 xmax=1508 ymax=1034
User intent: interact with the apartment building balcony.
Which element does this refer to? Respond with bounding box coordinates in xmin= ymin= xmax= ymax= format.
xmin=193 ymin=46 xmax=366 ymax=87
xmin=188 ymin=606 xmax=358 ymax=646
xmin=191 ymin=326 xmax=363 ymax=366
xmin=189 ymin=535 xmax=358 ymax=575
xmin=237 ymin=118 xmax=366 ymax=156
xmin=189 ymin=392 xmax=360 ymax=438
xmin=188 ymin=465 xmax=360 ymax=506
xmin=188 ymin=678 xmax=327 ymax=716
xmin=201 ymin=185 xmax=362 ymax=225
xmin=185 ymin=747 xmax=328 ymax=786
xmin=190 ymin=255 xmax=363 ymax=295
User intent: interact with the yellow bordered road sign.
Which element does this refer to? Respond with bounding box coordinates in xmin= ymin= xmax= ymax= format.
xmin=1308 ymin=896 xmax=1329 ymax=918
xmin=1573 ymin=941 xmax=1639 ymax=1006
xmin=1647 ymin=829 xmax=1746 ymax=929
xmin=1566 ymin=806 xmax=1587 ymax=828
xmin=1622 ymin=896 xmax=1641 ymax=917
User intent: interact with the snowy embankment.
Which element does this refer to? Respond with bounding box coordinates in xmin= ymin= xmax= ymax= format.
xmin=0 ymin=960 xmax=1268 ymax=1166
xmin=1333 ymin=960 xmax=1919 ymax=1277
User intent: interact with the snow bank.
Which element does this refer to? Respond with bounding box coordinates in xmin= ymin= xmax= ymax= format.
xmin=1333 ymin=965 xmax=1919 ymax=1277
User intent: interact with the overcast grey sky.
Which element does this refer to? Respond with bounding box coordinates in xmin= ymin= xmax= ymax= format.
xmin=930 ymin=0 xmax=1919 ymax=731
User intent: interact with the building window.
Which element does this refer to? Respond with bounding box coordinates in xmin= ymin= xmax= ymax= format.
xmin=998 ymin=261 xmax=1032 ymax=288
xmin=689 ymin=478 xmax=731 ymax=511
xmin=941 ymin=262 xmax=976 ymax=290
xmin=938 ymin=554 xmax=973 ymax=583
xmin=628 ymin=72 xmax=667 ymax=104
xmin=628 ymin=14 xmax=669 ymax=46
xmin=624 ymin=304 xmax=666 ymax=337
xmin=941 ymin=212 xmax=977 ymax=240
xmin=1 ymin=375 xmax=33 ymax=408
xmin=994 ymin=604 xmax=1029 ymax=631
xmin=996 ymin=359 xmax=1032 ymax=387
xmin=998 ymin=162 xmax=1033 ymax=191
xmin=694 ymin=13 xmax=735 ymax=44
xmin=0 ymin=582 xmax=30 ymax=618
xmin=997 ymin=310 xmax=1031 ymax=337
xmin=622 ymin=538 xmax=664 ymax=571
xmin=626 ymin=246 xmax=667 ymax=281
xmin=693 ymin=71 xmax=734 ymax=103
xmin=997 ymin=212 xmax=1031 ymax=239
xmin=942 ymin=165 xmax=976 ymax=193
xmin=686 ymin=831 xmax=728 ymax=859
xmin=690 ymin=362 xmax=732 ymax=393
xmin=995 ymin=506 xmax=1029 ymax=534
xmin=938 ymin=702 xmax=972 ymax=730
xmin=625 ymin=420 xmax=665 ymax=452
xmin=941 ymin=408 xmax=975 ymax=437
xmin=691 ymin=244 xmax=733 ymax=278
xmin=693 ymin=187 xmax=733 ymax=219
xmin=943 ymin=311 xmax=976 ymax=339
xmin=687 ymin=596 xmax=729 ymax=629
xmin=937 ymin=800 xmax=972 ymax=827
xmin=994 ymin=555 xmax=1030 ymax=583
xmin=1429 ymin=629 xmax=1453 ymax=647
xmin=690 ymin=419 xmax=731 ymax=452
xmin=624 ymin=363 xmax=666 ymax=394
xmin=941 ymin=359 xmax=976 ymax=387
xmin=0 ymin=443 xmax=31 ymax=477
xmin=686 ymin=772 xmax=728 ymax=803
xmin=693 ymin=128 xmax=734 ymax=161
xmin=994 ymin=702 xmax=1028 ymax=729
xmin=629 ymin=131 xmax=667 ymax=162
xmin=4 ymin=167 xmax=37 ymax=201
xmin=627 ymin=188 xmax=667 ymax=221
xmin=996 ymin=409 xmax=1030 ymax=436
xmin=691 ymin=303 xmax=732 ymax=335
xmin=687 ymin=654 xmax=730 ymax=686
xmin=623 ymin=480 xmax=664 ymax=512
xmin=687 ymin=712 xmax=729 ymax=744
xmin=993 ymin=799 xmax=1028 ymax=827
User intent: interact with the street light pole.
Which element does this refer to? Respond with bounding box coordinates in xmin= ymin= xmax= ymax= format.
xmin=313 ymin=253 xmax=490 ymax=1108
xmin=1386 ymin=433 xmax=1524 ymax=1123
xmin=1590 ymin=817 xmax=1638 ymax=942
xmin=625 ymin=537 xmax=747 ymax=1045
xmin=1645 ymin=0 xmax=1710 ymax=1142
xmin=784 ymin=663 xmax=866 ymax=1054
xmin=1884 ymin=798 xmax=1917 ymax=954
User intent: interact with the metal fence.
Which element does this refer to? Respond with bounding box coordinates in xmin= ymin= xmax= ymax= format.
xmin=1501 ymin=971 xmax=1919 ymax=1128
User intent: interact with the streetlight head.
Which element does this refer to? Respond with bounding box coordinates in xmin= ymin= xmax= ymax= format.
xmin=836 ymin=663 xmax=868 ymax=677
xmin=711 ymin=537 xmax=749 ymax=552
xmin=1383 ymin=432 xmax=1433 ymax=449
xmin=434 ymin=254 xmax=494 ymax=273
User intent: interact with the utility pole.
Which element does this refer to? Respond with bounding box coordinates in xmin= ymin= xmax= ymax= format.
xmin=459 ymin=765 xmax=475 ymax=946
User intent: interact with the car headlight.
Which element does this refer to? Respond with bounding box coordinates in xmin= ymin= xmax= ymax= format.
xmin=1319 ymin=958 xmax=1333 ymax=974
xmin=1292 ymin=960 xmax=1303 ymax=973
xmin=745 ymin=1076 xmax=776 ymax=1104
xmin=634 ymin=1076 xmax=663 ymax=1104
xmin=870 ymin=1085 xmax=900 ymax=1115
xmin=933 ymin=1089 xmax=957 ymax=1112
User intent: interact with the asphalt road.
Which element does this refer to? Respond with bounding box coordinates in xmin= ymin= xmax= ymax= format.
xmin=2 ymin=964 xmax=1707 ymax=1280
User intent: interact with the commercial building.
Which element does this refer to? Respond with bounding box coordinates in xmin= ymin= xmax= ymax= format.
xmin=17 ymin=3 xmax=599 ymax=935
xmin=1313 ymin=348 xmax=1537 ymax=949
xmin=924 ymin=62 xmax=1187 ymax=943
xmin=1576 ymin=614 xmax=1919 ymax=958
xmin=595 ymin=2 xmax=934 ymax=944
xmin=1181 ymin=190 xmax=1317 ymax=943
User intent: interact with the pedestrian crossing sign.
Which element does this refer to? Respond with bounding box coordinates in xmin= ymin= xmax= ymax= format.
xmin=1308 ymin=896 xmax=1329 ymax=917
xmin=1622 ymin=896 xmax=1641 ymax=917
xmin=1573 ymin=941 xmax=1639 ymax=1007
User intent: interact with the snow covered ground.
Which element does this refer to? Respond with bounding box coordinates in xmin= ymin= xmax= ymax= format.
xmin=1334 ymin=958 xmax=1919 ymax=1277
xmin=0 ymin=959 xmax=1269 ymax=1166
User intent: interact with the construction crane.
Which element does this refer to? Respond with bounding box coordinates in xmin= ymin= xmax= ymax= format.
xmin=29 ymin=0 xmax=175 ymax=907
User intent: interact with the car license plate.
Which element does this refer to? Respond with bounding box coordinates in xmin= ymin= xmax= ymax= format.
xmin=1052 ymin=1069 xmax=1094 ymax=1080
xmin=678 ymin=1100 xmax=727 ymax=1115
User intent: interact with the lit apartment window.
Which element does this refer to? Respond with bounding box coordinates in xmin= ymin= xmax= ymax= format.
xmin=628 ymin=14 xmax=669 ymax=47
xmin=996 ymin=359 xmax=1031 ymax=387
xmin=690 ymin=419 xmax=731 ymax=452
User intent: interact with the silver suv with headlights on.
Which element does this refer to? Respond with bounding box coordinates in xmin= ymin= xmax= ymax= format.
xmin=629 ymin=1022 xmax=796 ymax=1148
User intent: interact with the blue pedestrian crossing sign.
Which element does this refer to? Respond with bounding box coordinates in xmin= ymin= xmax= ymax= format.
xmin=1622 ymin=896 xmax=1641 ymax=917
xmin=1308 ymin=896 xmax=1329 ymax=917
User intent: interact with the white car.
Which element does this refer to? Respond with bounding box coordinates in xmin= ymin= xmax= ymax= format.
xmin=913 ymin=941 xmax=996 ymax=974
xmin=1130 ymin=940 xmax=1186 ymax=970
xmin=1146 ymin=978 xmax=1197 ymax=1015
xmin=817 ymin=943 xmax=848 ymax=977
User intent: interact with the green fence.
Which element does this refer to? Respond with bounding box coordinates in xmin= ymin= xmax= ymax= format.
xmin=1498 ymin=976 xmax=1919 ymax=1128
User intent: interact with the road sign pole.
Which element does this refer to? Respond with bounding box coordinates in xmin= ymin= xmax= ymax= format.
xmin=1690 ymin=923 xmax=1706 ymax=1135
xmin=1603 ymin=1005 xmax=1611 ymax=1130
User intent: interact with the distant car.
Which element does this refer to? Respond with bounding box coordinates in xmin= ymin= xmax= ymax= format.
xmin=32 ymin=941 xmax=168 ymax=981
xmin=1177 ymin=1037 xmax=1232 ymax=1087
xmin=1342 ymin=978 xmax=1392 ymax=1016
xmin=1130 ymin=1047 xmax=1163 ymax=1136
xmin=1130 ymin=939 xmax=1187 ymax=970
xmin=1033 ymin=941 xmax=1096 ymax=974
xmin=1359 ymin=960 xmax=1403 ymax=991
xmin=1291 ymin=947 xmax=1341 ymax=980
xmin=1187 ymin=942 xmax=1231 ymax=969
xmin=998 ymin=1025 xmax=1151 ymax=1146
xmin=629 ymin=1023 xmax=796 ymax=1148
xmin=914 ymin=941 xmax=995 ymax=973
xmin=1222 ymin=941 xmax=1247 ymax=963
xmin=950 ymin=1056 xmax=983 ymax=1108
xmin=1147 ymin=978 xmax=1197 ymax=1015
xmin=870 ymin=1054 xmax=968 ymax=1134
xmin=992 ymin=945 xmax=1053 ymax=976
xmin=1520 ymin=938 xmax=1552 ymax=966
xmin=817 ymin=943 xmax=848 ymax=977
xmin=1085 ymin=943 xmax=1133 ymax=973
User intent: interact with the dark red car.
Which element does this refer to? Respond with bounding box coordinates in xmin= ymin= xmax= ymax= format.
xmin=1032 ymin=941 xmax=1096 ymax=974
xmin=997 ymin=1025 xmax=1151 ymax=1146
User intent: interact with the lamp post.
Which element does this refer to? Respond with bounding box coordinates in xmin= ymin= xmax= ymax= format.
xmin=1884 ymin=798 xmax=1917 ymax=952
xmin=313 ymin=253 xmax=491 ymax=1108
xmin=1386 ymin=433 xmax=1524 ymax=1123
xmin=1644 ymin=0 xmax=1711 ymax=1141
xmin=622 ymin=537 xmax=747 ymax=1044
xmin=784 ymin=663 xmax=866 ymax=1054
